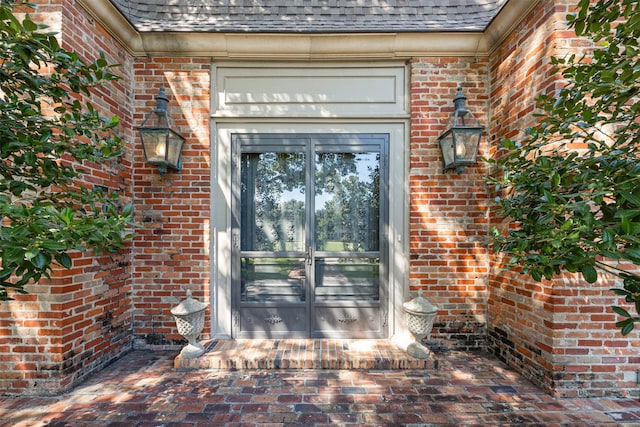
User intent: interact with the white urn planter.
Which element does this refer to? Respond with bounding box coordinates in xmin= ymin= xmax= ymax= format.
xmin=402 ymin=292 xmax=438 ymax=359
xmin=171 ymin=290 xmax=208 ymax=358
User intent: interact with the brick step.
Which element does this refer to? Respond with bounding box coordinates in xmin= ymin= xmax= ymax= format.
xmin=175 ymin=339 xmax=438 ymax=370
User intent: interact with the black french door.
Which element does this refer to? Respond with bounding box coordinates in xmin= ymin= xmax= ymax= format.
xmin=231 ymin=134 xmax=388 ymax=338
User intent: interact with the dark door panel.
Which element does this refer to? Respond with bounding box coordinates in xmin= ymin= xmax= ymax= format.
xmin=238 ymin=306 xmax=307 ymax=338
xmin=232 ymin=134 xmax=388 ymax=339
xmin=312 ymin=306 xmax=383 ymax=338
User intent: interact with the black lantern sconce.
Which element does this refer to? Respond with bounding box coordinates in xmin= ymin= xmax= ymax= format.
xmin=437 ymin=86 xmax=484 ymax=173
xmin=138 ymin=87 xmax=185 ymax=174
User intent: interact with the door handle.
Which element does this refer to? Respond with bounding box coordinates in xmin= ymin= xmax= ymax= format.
xmin=306 ymin=246 xmax=312 ymax=265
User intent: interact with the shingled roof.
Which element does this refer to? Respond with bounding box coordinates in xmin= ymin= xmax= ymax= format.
xmin=109 ymin=0 xmax=509 ymax=33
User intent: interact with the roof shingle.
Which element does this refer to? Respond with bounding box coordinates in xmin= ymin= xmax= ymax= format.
xmin=109 ymin=0 xmax=508 ymax=33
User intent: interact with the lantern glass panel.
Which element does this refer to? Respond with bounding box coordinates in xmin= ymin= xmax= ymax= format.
xmin=166 ymin=130 xmax=185 ymax=169
xmin=141 ymin=129 xmax=168 ymax=164
xmin=438 ymin=131 xmax=455 ymax=169
xmin=452 ymin=129 xmax=481 ymax=164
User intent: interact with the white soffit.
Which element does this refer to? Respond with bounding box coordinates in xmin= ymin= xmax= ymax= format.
xmin=77 ymin=0 xmax=540 ymax=59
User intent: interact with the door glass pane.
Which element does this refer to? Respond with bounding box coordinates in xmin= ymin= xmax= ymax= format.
xmin=241 ymin=152 xmax=306 ymax=252
xmin=314 ymin=152 xmax=380 ymax=252
xmin=315 ymin=258 xmax=379 ymax=301
xmin=241 ymin=257 xmax=306 ymax=302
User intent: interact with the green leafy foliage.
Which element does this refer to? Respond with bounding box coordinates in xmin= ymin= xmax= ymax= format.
xmin=488 ymin=0 xmax=640 ymax=335
xmin=0 ymin=1 xmax=133 ymax=299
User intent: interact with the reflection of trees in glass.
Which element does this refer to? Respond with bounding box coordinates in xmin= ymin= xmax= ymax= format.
xmin=241 ymin=152 xmax=305 ymax=252
xmin=282 ymin=199 xmax=305 ymax=249
xmin=241 ymin=150 xmax=381 ymax=253
xmin=315 ymin=153 xmax=380 ymax=252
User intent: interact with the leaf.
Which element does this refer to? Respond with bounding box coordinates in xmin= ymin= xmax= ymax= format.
xmin=620 ymin=191 xmax=640 ymax=207
xmin=612 ymin=305 xmax=631 ymax=318
xmin=54 ymin=253 xmax=73 ymax=269
xmin=600 ymin=70 xmax=615 ymax=82
xmin=622 ymin=322 xmax=635 ymax=336
xmin=581 ymin=264 xmax=598 ymax=283
xmin=623 ymin=248 xmax=640 ymax=262
xmin=0 ymin=268 xmax=15 ymax=280
xmin=59 ymin=207 xmax=74 ymax=225
xmin=531 ymin=270 xmax=543 ymax=282
xmin=22 ymin=17 xmax=37 ymax=32
xmin=31 ymin=253 xmax=47 ymax=270
xmin=611 ymin=289 xmax=630 ymax=298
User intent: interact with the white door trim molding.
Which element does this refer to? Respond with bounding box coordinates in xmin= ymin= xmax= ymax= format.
xmin=210 ymin=121 xmax=409 ymax=339
xmin=210 ymin=62 xmax=409 ymax=339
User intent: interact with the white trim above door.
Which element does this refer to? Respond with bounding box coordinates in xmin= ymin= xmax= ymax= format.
xmin=209 ymin=62 xmax=410 ymax=340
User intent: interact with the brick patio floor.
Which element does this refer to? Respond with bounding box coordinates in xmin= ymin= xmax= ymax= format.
xmin=1 ymin=347 xmax=640 ymax=426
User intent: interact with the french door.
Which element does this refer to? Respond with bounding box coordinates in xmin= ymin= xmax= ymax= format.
xmin=231 ymin=134 xmax=389 ymax=338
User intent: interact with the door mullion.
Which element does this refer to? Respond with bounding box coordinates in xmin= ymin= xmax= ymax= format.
xmin=305 ymin=138 xmax=315 ymax=337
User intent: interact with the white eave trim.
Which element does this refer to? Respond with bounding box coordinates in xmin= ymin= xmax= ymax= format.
xmin=76 ymin=0 xmax=143 ymax=55
xmin=484 ymin=0 xmax=542 ymax=55
xmin=140 ymin=32 xmax=490 ymax=59
xmin=78 ymin=0 xmax=541 ymax=59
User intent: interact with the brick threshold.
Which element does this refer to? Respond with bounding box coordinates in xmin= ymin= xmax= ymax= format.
xmin=174 ymin=339 xmax=438 ymax=370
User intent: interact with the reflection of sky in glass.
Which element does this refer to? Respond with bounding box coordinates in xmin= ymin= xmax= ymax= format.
xmin=278 ymin=152 xmax=378 ymax=207
xmin=280 ymin=187 xmax=304 ymax=203
xmin=316 ymin=152 xmax=377 ymax=210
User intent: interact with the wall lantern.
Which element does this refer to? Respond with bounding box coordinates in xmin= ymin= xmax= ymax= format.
xmin=138 ymin=87 xmax=185 ymax=174
xmin=437 ymin=86 xmax=484 ymax=173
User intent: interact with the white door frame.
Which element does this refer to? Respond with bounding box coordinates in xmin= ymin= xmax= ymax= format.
xmin=209 ymin=62 xmax=410 ymax=340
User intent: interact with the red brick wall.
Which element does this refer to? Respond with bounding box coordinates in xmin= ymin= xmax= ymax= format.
xmin=486 ymin=0 xmax=562 ymax=395
xmin=409 ymin=57 xmax=491 ymax=351
xmin=487 ymin=0 xmax=640 ymax=398
xmin=130 ymin=57 xmax=212 ymax=349
xmin=0 ymin=0 xmax=134 ymax=395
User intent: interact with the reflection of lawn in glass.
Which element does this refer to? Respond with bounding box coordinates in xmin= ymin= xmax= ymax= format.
xmin=316 ymin=258 xmax=379 ymax=301
xmin=241 ymin=258 xmax=305 ymax=302
xmin=319 ymin=241 xmax=371 ymax=252
xmin=240 ymin=256 xmax=380 ymax=302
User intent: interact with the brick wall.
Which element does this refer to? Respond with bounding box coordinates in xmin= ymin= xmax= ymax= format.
xmin=487 ymin=0 xmax=640 ymax=398
xmin=486 ymin=0 xmax=562 ymax=395
xmin=1 ymin=1 xmax=213 ymax=394
xmin=0 ymin=0 xmax=134 ymax=395
xmin=130 ymin=57 xmax=212 ymax=349
xmin=409 ymin=57 xmax=491 ymax=351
